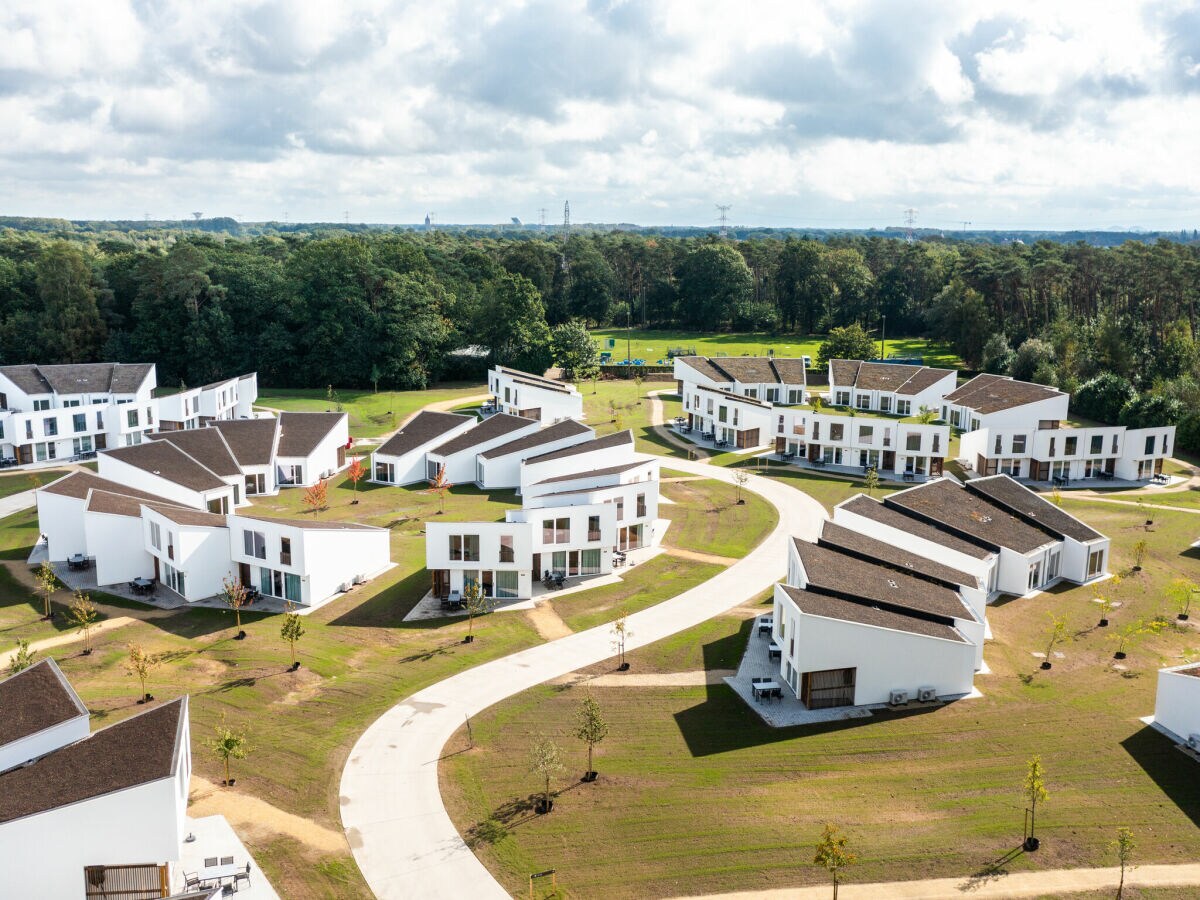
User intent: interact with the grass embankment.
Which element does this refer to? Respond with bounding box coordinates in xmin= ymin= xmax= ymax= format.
xmin=442 ymin=500 xmax=1200 ymax=898
xmin=256 ymin=383 xmax=487 ymax=439
xmin=589 ymin=329 xmax=960 ymax=368
xmin=0 ymin=468 xmax=70 ymax=499
xmin=0 ymin=447 xmax=772 ymax=897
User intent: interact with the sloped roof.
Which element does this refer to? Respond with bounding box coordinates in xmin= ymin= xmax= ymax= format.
xmin=479 ymin=419 xmax=592 ymax=460
xmin=965 ymin=475 xmax=1104 ymax=543
xmin=534 ymin=459 xmax=654 ymax=486
xmin=943 ymin=374 xmax=1064 ymax=415
xmin=0 ymin=362 xmax=154 ymax=396
xmin=829 ymin=360 xmax=955 ymax=396
xmin=375 ymin=411 xmax=474 ymax=458
xmin=523 ymin=429 xmax=633 ymax=466
xmin=495 ymin=365 xmax=575 ymax=394
xmin=85 ymin=489 xmax=184 ymax=520
xmin=144 ymin=503 xmax=227 ymax=528
xmin=39 ymin=470 xmax=174 ymax=505
xmin=818 ymin=520 xmax=976 ymax=588
xmin=885 ymin=478 xmax=1057 ymax=554
xmin=102 ymin=441 xmax=227 ymax=493
xmin=838 ymin=493 xmax=992 ymax=559
xmin=695 ymin=384 xmax=773 ymax=409
xmin=147 ymin=429 xmax=241 ymax=478
xmin=0 ymin=659 xmax=87 ymax=751
xmin=277 ymin=412 xmax=346 ymax=458
xmin=0 ymin=697 xmax=186 ymax=825
xmin=778 ymin=584 xmax=967 ymax=643
xmin=677 ymin=356 xmax=807 ymax=386
xmin=430 ymin=413 xmax=536 ymax=457
xmin=234 ymin=513 xmax=382 ymax=532
xmin=210 ymin=419 xmax=279 ymax=467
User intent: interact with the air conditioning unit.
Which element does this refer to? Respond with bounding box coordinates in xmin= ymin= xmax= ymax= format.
xmin=339 ymin=581 xmax=352 ymax=593
xmin=918 ymin=686 xmax=938 ymax=702
xmin=888 ymin=689 xmax=909 ymax=706
xmin=353 ymin=573 xmax=367 ymax=585
xmin=1187 ymin=734 xmax=1200 ymax=751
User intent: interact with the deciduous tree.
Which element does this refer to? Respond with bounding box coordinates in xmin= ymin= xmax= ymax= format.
xmin=221 ymin=576 xmax=250 ymax=637
xmin=813 ymin=823 xmax=857 ymax=899
xmin=528 ymin=735 xmax=565 ymax=814
xmin=1112 ymin=827 xmax=1135 ymax=900
xmin=68 ymin=591 xmax=99 ymax=655
xmin=346 ymin=457 xmax=365 ymax=504
xmin=817 ymin=324 xmax=875 ymax=369
xmin=209 ymin=715 xmax=250 ymax=787
xmin=280 ymin=604 xmax=305 ymax=669
xmin=35 ymin=561 xmax=57 ymax=620
xmin=7 ymin=638 xmax=34 ymax=674
xmin=303 ymin=478 xmax=328 ymax=515
xmin=575 ymin=694 xmax=609 ymax=778
xmin=426 ymin=463 xmax=452 ymax=514
xmin=1023 ymin=755 xmax=1048 ymax=849
xmin=124 ymin=643 xmax=164 ymax=702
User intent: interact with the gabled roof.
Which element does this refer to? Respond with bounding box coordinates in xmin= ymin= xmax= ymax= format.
xmin=375 ymin=411 xmax=474 ymax=458
xmin=0 ymin=362 xmax=154 ymax=396
xmin=695 ymin=383 xmax=773 ymax=409
xmin=885 ymin=478 xmax=1057 ymax=554
xmin=479 ymin=419 xmax=592 ymax=460
xmin=430 ymin=413 xmax=536 ymax=457
xmin=0 ymin=697 xmax=186 ymax=825
xmin=39 ymin=470 xmax=176 ymax=506
xmin=830 ymin=360 xmax=956 ymax=396
xmin=101 ymin=441 xmax=227 ymax=493
xmin=818 ymin=520 xmax=977 ymax=589
xmin=495 ymin=365 xmax=575 ymax=394
xmin=210 ymin=419 xmax=279 ymax=467
xmin=234 ymin=513 xmax=381 ymax=532
xmin=778 ymin=584 xmax=968 ymax=643
xmin=523 ymin=430 xmax=633 ymax=466
xmin=676 ymin=356 xmax=806 ymax=386
xmin=143 ymin=503 xmax=227 ymax=528
xmin=943 ymin=373 xmax=1065 ymax=415
xmin=0 ymin=659 xmax=88 ymax=751
xmin=674 ymin=356 xmax=731 ymax=383
xmin=147 ymin=429 xmax=241 ymax=478
xmin=838 ymin=494 xmax=992 ymax=559
xmin=534 ymin=459 xmax=654 ymax=486
xmin=85 ymin=489 xmax=184 ymax=520
xmin=965 ymin=475 xmax=1104 ymax=543
xmin=792 ymin=538 xmax=974 ymax=623
xmin=277 ymin=412 xmax=346 ymax=458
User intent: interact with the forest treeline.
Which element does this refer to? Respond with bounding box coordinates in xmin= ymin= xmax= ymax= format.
xmin=1 ymin=227 xmax=1198 ymax=450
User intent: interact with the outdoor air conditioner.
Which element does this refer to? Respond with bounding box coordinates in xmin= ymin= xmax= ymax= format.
xmin=888 ymin=689 xmax=909 ymax=706
xmin=918 ymin=686 xmax=938 ymax=702
xmin=339 ymin=581 xmax=352 ymax=593
xmin=1187 ymin=734 xmax=1200 ymax=751
xmin=353 ymin=573 xmax=367 ymax=585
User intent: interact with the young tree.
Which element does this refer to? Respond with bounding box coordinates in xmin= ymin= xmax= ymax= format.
xmin=611 ymin=614 xmax=632 ymax=669
xmin=1111 ymin=827 xmax=1135 ymax=900
xmin=345 ymin=457 xmax=366 ymax=504
xmin=1168 ymin=577 xmax=1197 ymax=621
xmin=575 ymin=694 xmax=609 ymax=779
xmin=733 ymin=468 xmax=750 ymax=504
xmin=817 ymin=324 xmax=876 ymax=369
xmin=68 ymin=590 xmax=99 ymax=655
xmin=124 ymin=643 xmax=163 ymax=703
xmin=1023 ymin=755 xmax=1048 ymax=850
xmin=302 ymin=478 xmax=328 ymax=515
xmin=461 ymin=580 xmax=496 ymax=642
xmin=528 ymin=734 xmax=565 ymax=814
xmin=550 ymin=321 xmax=600 ymax=382
xmin=1131 ymin=539 xmax=1148 ymax=571
xmin=426 ymin=463 xmax=452 ymax=515
xmin=812 ymin=394 xmax=825 ymax=413
xmin=864 ymin=467 xmax=879 ymax=497
xmin=221 ymin=576 xmax=250 ymax=638
xmin=35 ymin=560 xmax=57 ymax=620
xmin=813 ymin=823 xmax=858 ymax=900
xmin=280 ymin=603 xmax=305 ymax=669
xmin=7 ymin=638 xmax=35 ymax=675
xmin=916 ymin=404 xmax=936 ymax=424
xmin=1112 ymin=617 xmax=1164 ymax=659
xmin=1041 ymin=614 xmax=1069 ymax=670
xmin=1050 ymin=487 xmax=1062 ymax=507
xmin=209 ymin=715 xmax=250 ymax=787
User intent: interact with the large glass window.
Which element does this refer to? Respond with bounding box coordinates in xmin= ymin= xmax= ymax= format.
xmin=1089 ymin=435 xmax=1103 ymax=455
xmin=127 ymin=408 xmax=139 ymax=428
xmin=73 ymin=413 xmax=86 ymax=433
xmin=243 ymin=530 xmax=266 ymax=559
xmin=906 ymin=434 xmax=921 ymax=452
xmin=580 ymin=548 xmax=601 ymax=574
xmin=499 ymin=535 xmax=514 ymax=563
xmin=1012 ymin=434 xmax=1027 ymax=454
xmin=280 ymin=537 xmax=292 ymax=565
xmin=150 ymin=521 xmax=161 ymax=551
xmin=449 ymin=534 xmax=480 ymax=561
xmin=587 ymin=515 xmax=601 ymax=541
xmin=43 ymin=417 xmax=58 ymax=436
xmin=284 ymin=572 xmax=302 ymax=604
xmin=1064 ymin=436 xmax=1078 ymax=455
xmin=896 ymin=400 xmax=911 ymax=416
xmin=496 ymin=570 xmax=519 ymax=599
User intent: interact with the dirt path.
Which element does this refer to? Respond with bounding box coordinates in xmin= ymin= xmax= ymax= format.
xmin=663 ymin=547 xmax=740 ymax=566
xmin=647 ymin=389 xmax=710 ymax=461
xmin=0 ymin=616 xmax=142 ymax=666
xmin=524 ymin=600 xmax=573 ymax=641
xmin=553 ymin=669 xmax=735 ymax=687
xmin=674 ymin=862 xmax=1200 ymax=899
xmin=189 ymin=776 xmax=347 ymax=855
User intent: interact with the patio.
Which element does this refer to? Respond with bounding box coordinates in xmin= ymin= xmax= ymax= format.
xmin=178 ymin=815 xmax=279 ymax=899
xmin=669 ymin=420 xmax=770 ymax=455
xmin=770 ymin=453 xmax=937 ymax=483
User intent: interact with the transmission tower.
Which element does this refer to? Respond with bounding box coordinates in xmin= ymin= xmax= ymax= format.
xmin=716 ymin=204 xmax=731 ymax=238
xmin=959 ymin=220 xmax=971 ymax=232
xmin=560 ymin=201 xmax=571 ymax=273
xmin=538 ymin=208 xmax=547 ymax=230
xmin=903 ymin=208 xmax=917 ymax=243
xmin=192 ymin=211 xmax=203 ymax=221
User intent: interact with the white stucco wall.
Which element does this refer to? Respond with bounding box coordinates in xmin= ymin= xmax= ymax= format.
xmin=36 ymin=490 xmax=88 ymax=560
xmin=87 ymin=511 xmax=154 ymax=588
xmin=477 ymin=429 xmax=594 ymax=489
xmin=372 ymin=419 xmax=475 ymax=486
xmin=1154 ymin=665 xmax=1200 ymax=745
xmin=0 ymin=713 xmax=89 ymax=775
xmin=426 ymin=520 xmax=535 ymax=599
xmin=520 ymin=441 xmax=636 ymax=493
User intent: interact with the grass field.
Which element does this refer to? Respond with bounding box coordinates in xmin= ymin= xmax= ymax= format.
xmin=441 ymin=499 xmax=1200 ymax=898
xmin=590 ymin=328 xmax=961 ymax=368
xmin=256 ymin=383 xmax=486 ymax=438
xmin=0 ymin=468 xmax=70 ymax=499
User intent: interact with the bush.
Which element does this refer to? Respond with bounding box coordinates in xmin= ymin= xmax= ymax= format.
xmin=1073 ymin=373 xmax=1137 ymax=424
xmin=1175 ymin=411 xmax=1200 ymax=455
xmin=1118 ymin=394 xmax=1184 ymax=429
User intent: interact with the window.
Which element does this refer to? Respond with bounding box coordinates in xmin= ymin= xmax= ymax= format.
xmin=127 ymin=408 xmax=140 ymax=428
xmin=33 ymin=398 xmax=50 ymax=411
xmin=150 ymin=521 xmax=161 ymax=551
xmin=994 ymin=434 xmax=1002 ymax=454
xmin=1112 ymin=433 xmax=1119 ymax=454
xmin=1064 ymin=436 xmax=1077 ymax=456
xmin=1087 ymin=548 xmax=1105 ymax=577
xmin=72 ymin=436 xmax=92 ymax=455
xmin=879 ymin=396 xmax=891 ymax=412
xmin=706 ymin=398 xmax=714 ymax=415
xmin=499 ymin=535 xmax=514 ymax=563
xmin=896 ymin=400 xmax=911 ymax=416
xmin=1090 ymin=435 xmax=1103 ymax=455
xmin=636 ymin=493 xmax=647 ymax=517
xmin=829 ymin=423 xmax=844 ymax=442
xmin=906 ymin=434 xmax=921 ymax=452
xmin=96 ymin=410 xmax=103 ymax=429
xmin=587 ymin=515 xmax=601 ymax=541
xmin=25 ymin=421 xmax=32 ymax=440
xmin=857 ymin=395 xmax=870 ymax=409
xmin=554 ymin=518 xmax=569 ymax=542
xmin=932 ymin=434 xmax=941 ymax=453
xmin=43 ymin=417 xmax=57 ymax=436
xmin=163 ymin=562 xmax=185 ymax=596
xmin=285 ymin=572 xmax=302 ymax=603
xmin=34 ymin=442 xmax=57 ymax=461
xmin=859 ymin=426 xmax=873 ymax=445
xmin=766 ymin=388 xmax=779 ymax=402
xmin=745 ymin=388 xmax=757 ymax=399
xmin=147 ymin=407 xmax=154 ymax=425
xmin=788 ymin=389 xmax=803 ymax=404
xmin=374 ymin=461 xmax=394 ymax=483
xmin=1145 ymin=435 xmax=1155 ymax=454
xmin=580 ymin=548 xmax=602 ymax=575
xmin=1012 ymin=434 xmax=1026 ymax=454
xmin=245 ymin=473 xmax=265 ymax=495
xmin=615 ymin=498 xmax=624 ymax=521
xmin=835 ymin=391 xmax=850 ymax=406
xmin=718 ymin=406 xmax=727 ymax=424
xmin=732 ymin=408 xmax=739 ymax=427
xmin=72 ymin=413 xmax=86 ymax=433
xmin=280 ymin=537 xmax=292 ymax=565
xmin=243 ymin=530 xmax=266 ymax=559
xmin=1048 ymin=437 xmax=1056 ymax=457
xmin=496 ymin=570 xmax=519 ymax=599
xmin=449 ymin=534 xmax=480 ymax=561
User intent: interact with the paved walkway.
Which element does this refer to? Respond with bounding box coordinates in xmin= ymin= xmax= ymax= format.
xmin=676 ymin=862 xmax=1200 ymax=899
xmin=0 ymin=488 xmax=36 ymax=518
xmin=647 ymin=389 xmax=709 ymax=460
xmin=339 ymin=457 xmax=826 ymax=899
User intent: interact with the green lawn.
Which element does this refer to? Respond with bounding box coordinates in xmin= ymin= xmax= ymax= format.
xmin=442 ymin=501 xmax=1200 ymax=898
xmin=724 ymin=458 xmax=907 ymax=512
xmin=590 ymin=328 xmax=960 ymax=368
xmin=256 ymin=383 xmax=487 ymax=439
xmin=0 ymin=508 xmax=41 ymax=559
xmin=0 ymin=468 xmax=70 ymax=499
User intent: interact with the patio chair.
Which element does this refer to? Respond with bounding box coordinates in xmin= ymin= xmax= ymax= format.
xmin=220 ymin=856 xmax=234 ymax=866
xmin=183 ymin=872 xmax=202 ymax=890
xmin=204 ymin=857 xmax=218 ymax=868
xmin=235 ymin=864 xmax=251 ymax=887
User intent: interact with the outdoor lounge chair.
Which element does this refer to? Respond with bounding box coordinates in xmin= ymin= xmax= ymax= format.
xmin=235 ymin=864 xmax=251 ymax=887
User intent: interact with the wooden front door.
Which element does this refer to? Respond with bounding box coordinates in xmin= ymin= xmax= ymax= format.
xmin=775 ymin=436 xmax=786 ymax=453
xmin=882 ymin=450 xmax=895 ymax=470
xmin=337 ymin=446 xmax=347 ymax=468
xmin=800 ymin=667 xmax=856 ymax=709
xmin=431 ymin=569 xmax=450 ymax=599
xmin=532 ymin=553 xmax=541 ymax=579
xmin=736 ymin=428 xmax=759 ymax=449
xmin=238 ymin=563 xmax=252 ymax=587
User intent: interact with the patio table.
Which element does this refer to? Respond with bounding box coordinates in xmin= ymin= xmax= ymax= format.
xmin=752 ymin=680 xmax=781 ymax=701
xmin=200 ymin=862 xmax=239 ymax=885
xmin=757 ymin=617 xmax=774 ymax=634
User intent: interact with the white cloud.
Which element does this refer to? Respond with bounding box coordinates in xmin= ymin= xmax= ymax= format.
xmin=0 ymin=0 xmax=1197 ymax=228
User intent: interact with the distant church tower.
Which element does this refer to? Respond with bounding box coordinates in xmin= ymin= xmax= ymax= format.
xmin=424 ymin=213 xmax=431 ymax=228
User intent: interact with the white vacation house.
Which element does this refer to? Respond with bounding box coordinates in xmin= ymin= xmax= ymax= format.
xmin=487 ymin=365 xmax=583 ymax=424
xmin=673 ymin=355 xmax=808 ymax=405
xmin=0 ymin=362 xmax=259 ymax=468
xmin=1152 ymin=663 xmax=1200 ymax=752
xmin=827 ymin=359 xmax=957 ymax=417
xmin=773 ymin=407 xmax=949 ymax=480
xmin=371 ymin=411 xmax=476 ymax=486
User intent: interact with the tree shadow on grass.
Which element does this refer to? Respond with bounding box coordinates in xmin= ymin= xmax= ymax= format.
xmin=1120 ymin=724 xmax=1200 ymax=828
xmin=957 ymin=845 xmax=1026 ymax=893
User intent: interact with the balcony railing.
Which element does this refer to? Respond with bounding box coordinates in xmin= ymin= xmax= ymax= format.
xmin=587 ymin=530 xmax=601 ymax=541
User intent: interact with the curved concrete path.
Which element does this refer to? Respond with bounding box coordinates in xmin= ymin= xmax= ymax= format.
xmin=339 ymin=457 xmax=825 ymax=899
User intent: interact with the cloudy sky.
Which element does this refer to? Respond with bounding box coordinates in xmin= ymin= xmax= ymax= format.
xmin=3 ymin=0 xmax=1199 ymax=229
